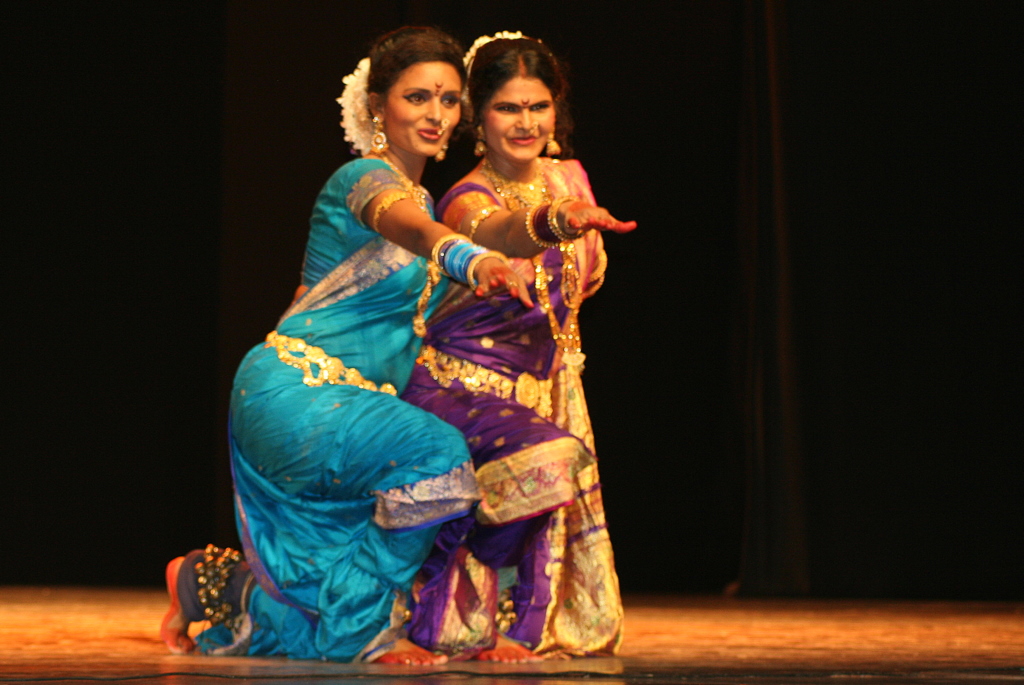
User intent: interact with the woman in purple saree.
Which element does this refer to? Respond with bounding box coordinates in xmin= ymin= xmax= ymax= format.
xmin=401 ymin=33 xmax=635 ymax=661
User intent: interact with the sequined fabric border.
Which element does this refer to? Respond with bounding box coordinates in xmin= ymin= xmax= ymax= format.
xmin=373 ymin=461 xmax=480 ymax=530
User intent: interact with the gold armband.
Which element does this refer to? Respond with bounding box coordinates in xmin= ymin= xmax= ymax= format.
xmin=466 ymin=206 xmax=500 ymax=242
xmin=371 ymin=191 xmax=411 ymax=232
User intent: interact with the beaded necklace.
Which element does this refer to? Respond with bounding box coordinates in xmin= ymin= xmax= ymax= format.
xmin=480 ymin=158 xmax=550 ymax=208
xmin=367 ymin=153 xmax=437 ymax=337
xmin=480 ymin=157 xmax=585 ymax=373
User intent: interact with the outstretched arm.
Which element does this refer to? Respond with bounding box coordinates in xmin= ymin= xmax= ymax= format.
xmin=460 ymin=202 xmax=636 ymax=259
xmin=366 ymin=193 xmax=533 ymax=307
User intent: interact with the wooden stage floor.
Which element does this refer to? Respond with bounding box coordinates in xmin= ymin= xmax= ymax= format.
xmin=1 ymin=587 xmax=1021 ymax=684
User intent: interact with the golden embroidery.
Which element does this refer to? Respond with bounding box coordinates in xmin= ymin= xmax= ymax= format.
xmin=265 ymin=331 xmax=397 ymax=395
xmin=474 ymin=437 xmax=593 ymax=525
xmin=432 ymin=548 xmax=497 ymax=656
xmin=533 ymin=463 xmax=623 ymax=657
xmin=417 ymin=346 xmax=553 ymax=418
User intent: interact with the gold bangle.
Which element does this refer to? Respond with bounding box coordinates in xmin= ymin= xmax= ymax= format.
xmin=371 ymin=191 xmax=410 ymax=232
xmin=466 ymin=250 xmax=511 ymax=290
xmin=466 ymin=206 xmax=500 ymax=242
xmin=430 ymin=234 xmax=468 ymax=270
xmin=524 ymin=204 xmax=559 ymax=248
xmin=548 ymin=195 xmax=583 ymax=242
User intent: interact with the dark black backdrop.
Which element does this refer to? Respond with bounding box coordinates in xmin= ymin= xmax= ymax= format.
xmin=4 ymin=1 xmax=1020 ymax=600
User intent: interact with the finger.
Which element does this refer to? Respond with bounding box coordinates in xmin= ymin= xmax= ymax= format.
xmin=604 ymin=220 xmax=637 ymax=234
xmin=517 ymin=280 xmax=535 ymax=308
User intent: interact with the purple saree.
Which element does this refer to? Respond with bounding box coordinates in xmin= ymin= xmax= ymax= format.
xmin=400 ymin=159 xmax=623 ymax=658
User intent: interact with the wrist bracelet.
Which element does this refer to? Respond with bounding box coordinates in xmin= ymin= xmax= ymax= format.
xmin=525 ymin=204 xmax=560 ymax=248
xmin=549 ymin=195 xmax=583 ymax=242
xmin=466 ymin=250 xmax=512 ymax=290
xmin=439 ymin=240 xmax=490 ymax=285
xmin=431 ymin=234 xmax=468 ymax=267
xmin=372 ymin=191 xmax=411 ymax=232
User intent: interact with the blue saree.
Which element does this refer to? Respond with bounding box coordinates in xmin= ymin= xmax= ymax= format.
xmin=221 ymin=158 xmax=479 ymax=661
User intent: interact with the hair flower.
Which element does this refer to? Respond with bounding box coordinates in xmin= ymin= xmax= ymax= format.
xmin=337 ymin=57 xmax=372 ymax=155
xmin=464 ymin=31 xmax=528 ymax=76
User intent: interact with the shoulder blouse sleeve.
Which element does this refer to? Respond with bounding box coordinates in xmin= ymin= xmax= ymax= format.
xmin=345 ymin=161 xmax=412 ymax=224
xmin=544 ymin=159 xmax=597 ymax=206
xmin=437 ymin=182 xmax=501 ymax=231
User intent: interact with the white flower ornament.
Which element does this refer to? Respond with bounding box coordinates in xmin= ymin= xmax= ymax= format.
xmin=336 ymin=57 xmax=373 ymax=155
xmin=464 ymin=31 xmax=527 ymax=77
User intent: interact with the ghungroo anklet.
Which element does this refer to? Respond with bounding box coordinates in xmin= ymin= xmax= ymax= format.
xmin=194 ymin=544 xmax=244 ymax=627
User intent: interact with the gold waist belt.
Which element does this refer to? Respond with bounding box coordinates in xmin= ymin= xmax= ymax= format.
xmin=265 ymin=330 xmax=397 ymax=395
xmin=417 ymin=345 xmax=553 ymax=419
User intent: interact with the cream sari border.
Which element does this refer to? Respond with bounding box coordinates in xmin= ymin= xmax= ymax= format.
xmin=534 ymin=462 xmax=624 ymax=657
xmin=474 ymin=436 xmax=594 ymax=525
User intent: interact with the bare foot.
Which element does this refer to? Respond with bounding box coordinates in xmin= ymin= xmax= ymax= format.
xmin=160 ymin=556 xmax=195 ymax=654
xmin=375 ymin=638 xmax=448 ymax=665
xmin=475 ymin=634 xmax=539 ymax=663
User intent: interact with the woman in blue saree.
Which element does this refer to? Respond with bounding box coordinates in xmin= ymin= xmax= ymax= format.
xmin=159 ymin=27 xmax=534 ymax=665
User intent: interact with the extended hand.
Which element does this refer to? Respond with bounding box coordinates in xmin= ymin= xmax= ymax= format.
xmin=473 ymin=256 xmax=534 ymax=308
xmin=563 ymin=204 xmax=637 ymax=235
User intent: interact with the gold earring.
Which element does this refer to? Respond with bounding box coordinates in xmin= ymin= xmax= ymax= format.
xmin=435 ymin=143 xmax=448 ymax=162
xmin=371 ymin=116 xmax=388 ymax=155
xmin=474 ymin=126 xmax=487 ymax=157
xmin=545 ymin=132 xmax=561 ymax=157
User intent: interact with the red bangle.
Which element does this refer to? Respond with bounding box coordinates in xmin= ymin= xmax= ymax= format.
xmin=530 ymin=204 xmax=561 ymax=246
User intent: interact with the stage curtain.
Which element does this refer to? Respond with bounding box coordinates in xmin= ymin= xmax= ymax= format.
xmin=731 ymin=0 xmax=810 ymax=596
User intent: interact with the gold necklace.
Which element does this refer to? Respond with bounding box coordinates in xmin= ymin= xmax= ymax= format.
xmin=481 ymin=156 xmax=583 ymax=369
xmin=533 ymin=243 xmax=585 ymax=372
xmin=366 ymin=153 xmax=437 ymax=337
xmin=480 ymin=158 xmax=550 ymax=211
